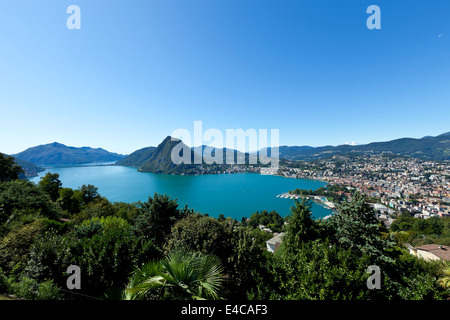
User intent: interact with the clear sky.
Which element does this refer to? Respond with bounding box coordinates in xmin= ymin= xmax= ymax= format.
xmin=1 ymin=0 xmax=449 ymax=155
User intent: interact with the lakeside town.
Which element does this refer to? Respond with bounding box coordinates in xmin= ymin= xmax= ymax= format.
xmin=273 ymin=153 xmax=450 ymax=225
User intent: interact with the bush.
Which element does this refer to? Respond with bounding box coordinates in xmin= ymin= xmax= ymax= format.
xmin=10 ymin=276 xmax=63 ymax=300
xmin=0 ymin=220 xmax=46 ymax=273
xmin=0 ymin=268 xmax=10 ymax=294
xmin=0 ymin=180 xmax=59 ymax=223
xmin=75 ymin=220 xmax=103 ymax=238
xmin=81 ymin=216 xmax=129 ymax=232
xmin=25 ymin=228 xmax=160 ymax=298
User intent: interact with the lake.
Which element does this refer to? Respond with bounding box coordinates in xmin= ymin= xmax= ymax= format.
xmin=31 ymin=165 xmax=333 ymax=220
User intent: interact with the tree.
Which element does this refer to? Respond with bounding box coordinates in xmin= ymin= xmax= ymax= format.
xmin=132 ymin=193 xmax=185 ymax=248
xmin=80 ymin=184 xmax=100 ymax=205
xmin=0 ymin=153 xmax=24 ymax=182
xmin=0 ymin=180 xmax=59 ymax=227
xmin=38 ymin=173 xmax=62 ymax=202
xmin=328 ymin=192 xmax=395 ymax=265
xmin=57 ymin=188 xmax=83 ymax=214
xmin=165 ymin=214 xmax=233 ymax=262
xmin=124 ymin=247 xmax=224 ymax=300
xmin=282 ymin=199 xmax=321 ymax=254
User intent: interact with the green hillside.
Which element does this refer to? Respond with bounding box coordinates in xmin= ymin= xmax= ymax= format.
xmin=138 ymin=136 xmax=203 ymax=174
xmin=116 ymin=147 xmax=156 ymax=167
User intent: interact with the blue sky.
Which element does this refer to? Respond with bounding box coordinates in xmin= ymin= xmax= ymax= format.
xmin=1 ymin=0 xmax=449 ymax=155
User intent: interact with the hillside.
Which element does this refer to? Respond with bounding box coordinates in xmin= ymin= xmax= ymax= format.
xmin=14 ymin=142 xmax=125 ymax=165
xmin=14 ymin=157 xmax=44 ymax=178
xmin=121 ymin=139 xmax=272 ymax=174
xmin=138 ymin=136 xmax=203 ymax=174
xmin=116 ymin=147 xmax=157 ymax=167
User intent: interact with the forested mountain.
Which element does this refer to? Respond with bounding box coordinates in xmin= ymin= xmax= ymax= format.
xmin=265 ymin=132 xmax=450 ymax=161
xmin=13 ymin=142 xmax=125 ymax=165
xmin=119 ymin=137 xmax=273 ymax=174
xmin=116 ymin=147 xmax=157 ymax=167
xmin=138 ymin=136 xmax=203 ymax=174
xmin=14 ymin=158 xmax=44 ymax=178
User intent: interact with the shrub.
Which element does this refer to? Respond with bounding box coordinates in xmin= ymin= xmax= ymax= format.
xmin=0 ymin=268 xmax=10 ymax=294
xmin=10 ymin=276 xmax=63 ymax=300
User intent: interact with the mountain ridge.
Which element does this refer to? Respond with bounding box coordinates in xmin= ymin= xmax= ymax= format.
xmin=13 ymin=142 xmax=125 ymax=165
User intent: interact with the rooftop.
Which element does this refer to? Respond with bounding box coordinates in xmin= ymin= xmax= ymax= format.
xmin=415 ymin=244 xmax=450 ymax=261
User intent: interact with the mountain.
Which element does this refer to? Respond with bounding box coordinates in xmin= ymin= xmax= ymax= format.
xmin=0 ymin=153 xmax=44 ymax=178
xmin=120 ymin=137 xmax=271 ymax=174
xmin=273 ymin=132 xmax=450 ymax=161
xmin=138 ymin=136 xmax=203 ymax=174
xmin=116 ymin=147 xmax=157 ymax=167
xmin=14 ymin=142 xmax=125 ymax=165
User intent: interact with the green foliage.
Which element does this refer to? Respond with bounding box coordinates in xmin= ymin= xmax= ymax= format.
xmin=42 ymin=218 xmax=72 ymax=235
xmin=114 ymin=202 xmax=140 ymax=222
xmin=71 ymin=198 xmax=118 ymax=224
xmin=0 ymin=220 xmax=46 ymax=273
xmin=0 ymin=268 xmax=10 ymax=294
xmin=328 ymin=192 xmax=396 ymax=265
xmin=390 ymin=215 xmax=450 ymax=246
xmin=247 ymin=210 xmax=284 ymax=232
xmin=132 ymin=193 xmax=186 ymax=247
xmin=9 ymin=276 xmax=63 ymax=300
xmin=81 ymin=216 xmax=129 ymax=232
xmin=25 ymin=228 xmax=159 ymax=298
xmin=0 ymin=153 xmax=24 ymax=182
xmin=75 ymin=220 xmax=103 ymax=238
xmin=57 ymin=187 xmax=83 ymax=214
xmin=38 ymin=172 xmax=62 ymax=202
xmin=266 ymin=241 xmax=371 ymax=300
xmin=282 ymin=199 xmax=321 ymax=254
xmin=166 ymin=214 xmax=233 ymax=261
xmin=226 ymin=227 xmax=268 ymax=299
xmin=80 ymin=184 xmax=100 ymax=205
xmin=124 ymin=246 xmax=224 ymax=300
xmin=0 ymin=180 xmax=59 ymax=225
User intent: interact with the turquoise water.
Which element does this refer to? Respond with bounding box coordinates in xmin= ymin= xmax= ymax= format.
xmin=31 ymin=165 xmax=332 ymax=220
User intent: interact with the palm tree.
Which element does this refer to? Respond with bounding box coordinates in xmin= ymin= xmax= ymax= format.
xmin=124 ymin=247 xmax=224 ymax=300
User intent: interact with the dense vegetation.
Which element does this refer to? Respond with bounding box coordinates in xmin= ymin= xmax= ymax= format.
xmin=290 ymin=184 xmax=349 ymax=203
xmin=116 ymin=147 xmax=156 ymax=167
xmin=0 ymin=155 xmax=449 ymax=300
xmin=390 ymin=213 xmax=450 ymax=246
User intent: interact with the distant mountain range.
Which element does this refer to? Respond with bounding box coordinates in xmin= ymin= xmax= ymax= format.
xmin=268 ymin=132 xmax=450 ymax=161
xmin=6 ymin=131 xmax=450 ymax=178
xmin=12 ymin=142 xmax=125 ymax=166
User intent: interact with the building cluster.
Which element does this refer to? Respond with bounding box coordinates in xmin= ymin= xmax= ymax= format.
xmin=277 ymin=154 xmax=450 ymax=219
